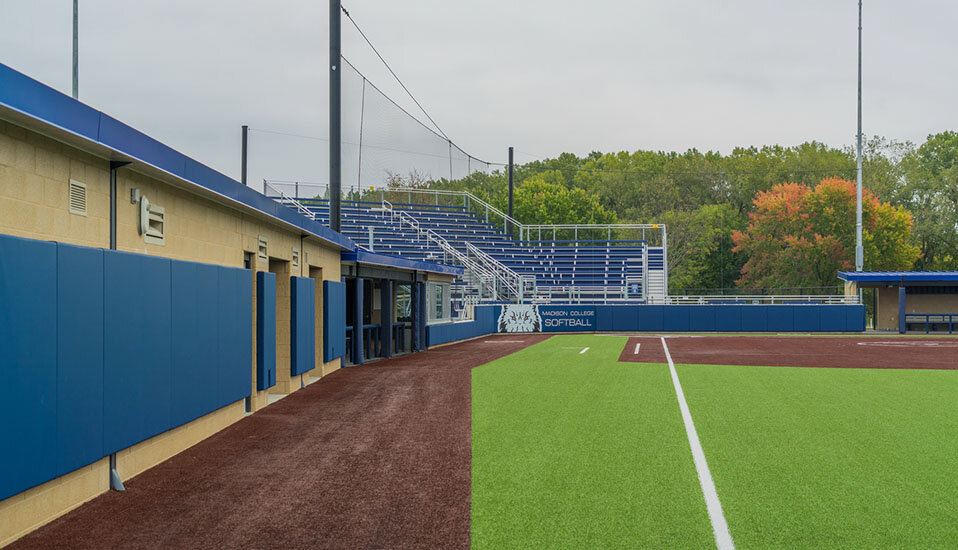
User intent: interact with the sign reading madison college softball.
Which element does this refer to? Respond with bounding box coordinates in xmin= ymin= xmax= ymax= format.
xmin=497 ymin=304 xmax=596 ymax=333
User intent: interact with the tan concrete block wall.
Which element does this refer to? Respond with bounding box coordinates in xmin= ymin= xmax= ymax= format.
xmin=0 ymin=119 xmax=110 ymax=247
xmin=115 ymin=400 xmax=246 ymax=481
xmin=0 ymin=459 xmax=109 ymax=547
xmin=876 ymin=288 xmax=958 ymax=331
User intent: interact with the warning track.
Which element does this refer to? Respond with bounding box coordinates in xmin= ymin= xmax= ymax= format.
xmin=11 ymin=334 xmax=548 ymax=550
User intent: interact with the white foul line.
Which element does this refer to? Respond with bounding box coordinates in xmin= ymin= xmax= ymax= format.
xmin=660 ymin=337 xmax=734 ymax=550
xmin=634 ymin=343 xmax=641 ymax=355
xmin=579 ymin=347 xmax=590 ymax=354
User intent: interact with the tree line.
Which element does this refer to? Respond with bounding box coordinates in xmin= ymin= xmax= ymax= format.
xmin=403 ymin=131 xmax=956 ymax=291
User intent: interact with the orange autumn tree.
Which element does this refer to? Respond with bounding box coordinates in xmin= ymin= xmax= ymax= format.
xmin=732 ymin=177 xmax=920 ymax=288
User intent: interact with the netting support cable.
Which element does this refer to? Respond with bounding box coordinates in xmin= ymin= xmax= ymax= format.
xmin=342 ymin=5 xmax=449 ymax=140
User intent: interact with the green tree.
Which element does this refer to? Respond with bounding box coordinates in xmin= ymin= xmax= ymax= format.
xmin=506 ymin=175 xmax=616 ymax=226
xmin=898 ymin=131 xmax=958 ymax=269
xmin=660 ymin=203 xmax=740 ymax=291
xmin=732 ymin=178 xmax=920 ymax=288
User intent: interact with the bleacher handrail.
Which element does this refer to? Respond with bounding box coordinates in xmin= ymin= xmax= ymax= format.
xmin=465 ymin=242 xmax=531 ymax=300
xmin=263 ymin=180 xmax=318 ymax=221
xmin=651 ymin=294 xmax=860 ymax=305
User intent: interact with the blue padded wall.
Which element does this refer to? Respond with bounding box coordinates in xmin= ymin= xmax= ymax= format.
xmin=218 ymin=268 xmax=253 ymax=404
xmin=103 ymin=251 xmax=173 ymax=455
xmin=323 ymin=280 xmax=346 ymax=362
xmin=0 ymin=235 xmax=58 ymax=501
xmin=256 ymin=272 xmax=277 ymax=390
xmin=170 ymin=261 xmax=220 ymax=427
xmin=689 ymin=306 xmax=716 ymax=332
xmin=0 ymin=234 xmax=255 ymax=501
xmin=741 ymin=306 xmax=768 ymax=332
xmin=793 ymin=306 xmax=820 ymax=332
xmin=714 ymin=306 xmax=743 ymax=332
xmin=290 ymin=276 xmax=316 ymax=376
xmin=56 ymin=243 xmax=104 ymax=476
xmin=766 ymin=305 xmax=795 ymax=332
xmin=426 ymin=305 xmax=500 ymax=347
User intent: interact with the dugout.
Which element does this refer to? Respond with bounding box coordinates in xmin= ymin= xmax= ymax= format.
xmin=341 ymin=248 xmax=462 ymax=365
xmin=839 ymin=271 xmax=958 ymax=333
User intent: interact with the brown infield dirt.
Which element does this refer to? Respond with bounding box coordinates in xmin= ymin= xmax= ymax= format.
xmin=11 ymin=334 xmax=549 ymax=550
xmin=619 ymin=334 xmax=958 ymax=370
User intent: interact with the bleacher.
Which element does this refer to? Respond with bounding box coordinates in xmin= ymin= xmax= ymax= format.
xmin=285 ymin=198 xmax=664 ymax=302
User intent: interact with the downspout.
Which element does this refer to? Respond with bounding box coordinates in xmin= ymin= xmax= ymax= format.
xmin=109 ymin=161 xmax=130 ymax=250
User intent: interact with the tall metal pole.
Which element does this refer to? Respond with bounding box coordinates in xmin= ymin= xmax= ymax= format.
xmin=72 ymin=0 xmax=78 ymax=99
xmin=241 ymin=125 xmax=249 ymax=186
xmin=855 ymin=0 xmax=864 ymax=271
xmin=329 ymin=0 xmax=342 ymax=232
xmin=507 ymin=146 xmax=514 ymax=235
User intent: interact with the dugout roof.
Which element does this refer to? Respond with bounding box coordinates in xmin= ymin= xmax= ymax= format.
xmin=838 ymin=271 xmax=958 ymax=287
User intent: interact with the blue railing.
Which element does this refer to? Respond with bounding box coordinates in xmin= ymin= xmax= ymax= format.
xmin=904 ymin=313 xmax=956 ymax=334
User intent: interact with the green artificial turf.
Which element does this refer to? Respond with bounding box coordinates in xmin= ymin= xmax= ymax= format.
xmin=678 ymin=362 xmax=958 ymax=548
xmin=471 ymin=335 xmax=714 ymax=549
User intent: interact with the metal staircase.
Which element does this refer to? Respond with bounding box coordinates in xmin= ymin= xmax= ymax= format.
xmin=382 ymin=201 xmax=528 ymax=303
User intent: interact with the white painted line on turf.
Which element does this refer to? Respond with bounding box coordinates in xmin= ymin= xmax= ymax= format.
xmin=579 ymin=347 xmax=590 ymax=354
xmin=634 ymin=343 xmax=641 ymax=355
xmin=661 ymin=337 xmax=735 ymax=550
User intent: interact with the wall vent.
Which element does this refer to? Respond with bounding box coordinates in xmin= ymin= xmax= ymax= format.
xmin=144 ymin=204 xmax=165 ymax=245
xmin=292 ymin=247 xmax=300 ymax=271
xmin=258 ymin=237 xmax=268 ymax=262
xmin=69 ymin=180 xmax=87 ymax=216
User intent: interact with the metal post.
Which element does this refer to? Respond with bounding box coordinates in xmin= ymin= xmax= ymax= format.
xmin=295 ymin=181 xmax=300 ymax=199
xmin=353 ymin=278 xmax=364 ymax=364
xmin=507 ymin=146 xmax=514 ymax=235
xmin=898 ymin=286 xmax=906 ymax=334
xmin=329 ymin=0 xmax=342 ymax=232
xmin=662 ymin=225 xmax=669 ymax=296
xmin=241 ymin=125 xmax=249 ymax=186
xmin=855 ymin=0 xmax=864 ymax=272
xmin=72 ymin=0 xmax=78 ymax=100
xmin=381 ymin=280 xmax=393 ymax=358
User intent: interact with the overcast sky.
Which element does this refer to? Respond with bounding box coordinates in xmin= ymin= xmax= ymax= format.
xmin=2 ymin=0 xmax=956 ymax=193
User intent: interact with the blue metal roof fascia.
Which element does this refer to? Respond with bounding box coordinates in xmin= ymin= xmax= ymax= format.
xmin=838 ymin=271 xmax=958 ymax=283
xmin=0 ymin=63 xmax=354 ymax=251
xmin=342 ymin=249 xmax=464 ymax=276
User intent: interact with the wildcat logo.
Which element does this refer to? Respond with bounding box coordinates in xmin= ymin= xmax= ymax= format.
xmin=498 ymin=304 xmax=542 ymax=333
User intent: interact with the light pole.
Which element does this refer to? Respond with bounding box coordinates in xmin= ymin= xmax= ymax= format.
xmin=72 ymin=0 xmax=78 ymax=99
xmin=855 ymin=0 xmax=863 ymax=272
xmin=329 ymin=0 xmax=342 ymax=232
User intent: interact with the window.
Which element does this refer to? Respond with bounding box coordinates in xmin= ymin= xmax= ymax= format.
xmin=144 ymin=204 xmax=165 ymax=245
xmin=68 ymin=180 xmax=87 ymax=216
xmin=426 ymin=281 xmax=451 ymax=323
xmin=434 ymin=283 xmax=444 ymax=319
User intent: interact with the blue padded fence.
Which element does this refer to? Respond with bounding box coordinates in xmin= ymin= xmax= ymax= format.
xmin=290 ymin=276 xmax=316 ymax=376
xmin=426 ymin=306 xmax=498 ymax=347
xmin=0 ymin=234 xmax=253 ymax=501
xmin=426 ymin=303 xmax=864 ymax=347
xmin=323 ymin=280 xmax=347 ymax=362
